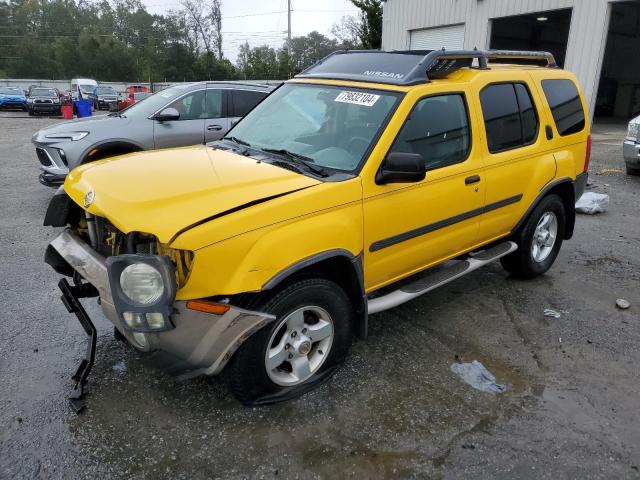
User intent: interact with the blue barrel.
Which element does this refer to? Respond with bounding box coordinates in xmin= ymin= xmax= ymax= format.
xmin=74 ymin=99 xmax=92 ymax=118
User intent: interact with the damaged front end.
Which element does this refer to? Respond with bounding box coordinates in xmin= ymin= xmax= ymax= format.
xmin=44 ymin=189 xmax=274 ymax=412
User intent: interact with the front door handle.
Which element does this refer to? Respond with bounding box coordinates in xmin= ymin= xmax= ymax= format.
xmin=207 ymin=124 xmax=223 ymax=131
xmin=465 ymin=175 xmax=481 ymax=185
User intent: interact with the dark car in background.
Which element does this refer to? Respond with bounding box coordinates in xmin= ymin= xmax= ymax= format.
xmin=92 ymin=86 xmax=118 ymax=110
xmin=33 ymin=81 xmax=273 ymax=186
xmin=0 ymin=87 xmax=28 ymax=110
xmin=27 ymin=87 xmax=61 ymax=116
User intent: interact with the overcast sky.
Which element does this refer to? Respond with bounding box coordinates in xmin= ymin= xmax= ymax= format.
xmin=141 ymin=0 xmax=359 ymax=63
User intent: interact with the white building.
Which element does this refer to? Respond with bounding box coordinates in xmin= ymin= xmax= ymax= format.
xmin=382 ymin=0 xmax=640 ymax=121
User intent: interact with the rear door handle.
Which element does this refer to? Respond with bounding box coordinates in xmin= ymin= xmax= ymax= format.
xmin=465 ymin=175 xmax=481 ymax=185
xmin=207 ymin=124 xmax=223 ymax=131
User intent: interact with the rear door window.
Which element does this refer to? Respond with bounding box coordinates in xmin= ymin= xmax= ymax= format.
xmin=480 ymin=83 xmax=539 ymax=153
xmin=230 ymin=89 xmax=268 ymax=117
xmin=541 ymin=79 xmax=585 ymax=136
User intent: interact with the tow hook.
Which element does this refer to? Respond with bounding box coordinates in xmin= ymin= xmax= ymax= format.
xmin=58 ymin=278 xmax=99 ymax=413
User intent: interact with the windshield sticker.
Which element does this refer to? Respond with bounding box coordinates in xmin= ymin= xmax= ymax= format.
xmin=334 ymin=91 xmax=380 ymax=107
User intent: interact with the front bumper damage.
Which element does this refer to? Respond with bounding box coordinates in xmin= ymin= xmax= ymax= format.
xmin=46 ymin=229 xmax=274 ymax=410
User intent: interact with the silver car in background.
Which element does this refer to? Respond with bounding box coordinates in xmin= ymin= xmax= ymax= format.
xmin=33 ymin=81 xmax=273 ymax=186
xmin=624 ymin=115 xmax=640 ymax=176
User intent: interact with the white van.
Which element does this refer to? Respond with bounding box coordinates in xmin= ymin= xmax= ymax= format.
xmin=70 ymin=78 xmax=98 ymax=100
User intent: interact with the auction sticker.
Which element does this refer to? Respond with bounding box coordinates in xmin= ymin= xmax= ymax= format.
xmin=334 ymin=91 xmax=380 ymax=107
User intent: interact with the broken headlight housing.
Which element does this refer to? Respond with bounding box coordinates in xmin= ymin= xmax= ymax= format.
xmin=106 ymin=255 xmax=177 ymax=332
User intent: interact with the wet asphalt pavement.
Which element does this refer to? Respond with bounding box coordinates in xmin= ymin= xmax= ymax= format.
xmin=1 ymin=112 xmax=639 ymax=479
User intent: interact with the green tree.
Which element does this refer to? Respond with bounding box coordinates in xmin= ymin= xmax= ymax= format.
xmin=350 ymin=0 xmax=383 ymax=49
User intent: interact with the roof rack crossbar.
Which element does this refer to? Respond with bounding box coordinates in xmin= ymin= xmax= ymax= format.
xmin=405 ymin=49 xmax=557 ymax=83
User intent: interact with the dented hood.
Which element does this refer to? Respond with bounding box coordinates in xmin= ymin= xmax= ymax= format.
xmin=64 ymin=145 xmax=321 ymax=243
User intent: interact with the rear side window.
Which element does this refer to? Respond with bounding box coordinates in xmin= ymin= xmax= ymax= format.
xmin=230 ymin=90 xmax=268 ymax=117
xmin=389 ymin=94 xmax=471 ymax=170
xmin=480 ymin=83 xmax=539 ymax=153
xmin=541 ymin=79 xmax=585 ymax=136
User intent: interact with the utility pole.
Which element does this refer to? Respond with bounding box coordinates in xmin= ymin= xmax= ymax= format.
xmin=287 ymin=0 xmax=292 ymax=46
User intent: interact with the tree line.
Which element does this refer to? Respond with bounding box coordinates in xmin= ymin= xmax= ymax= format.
xmin=0 ymin=0 xmax=382 ymax=82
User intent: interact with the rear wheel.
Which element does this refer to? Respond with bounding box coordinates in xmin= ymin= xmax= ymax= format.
xmin=228 ymin=278 xmax=354 ymax=405
xmin=627 ymin=166 xmax=640 ymax=176
xmin=501 ymin=194 xmax=566 ymax=279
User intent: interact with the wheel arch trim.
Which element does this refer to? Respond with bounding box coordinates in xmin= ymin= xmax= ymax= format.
xmin=262 ymin=249 xmax=368 ymax=339
xmin=511 ymin=177 xmax=576 ymax=240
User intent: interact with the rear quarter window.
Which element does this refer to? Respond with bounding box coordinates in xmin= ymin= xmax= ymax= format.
xmin=541 ymin=79 xmax=586 ymax=136
xmin=231 ymin=90 xmax=268 ymax=117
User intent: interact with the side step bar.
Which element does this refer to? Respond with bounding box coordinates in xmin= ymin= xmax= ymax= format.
xmin=367 ymin=241 xmax=517 ymax=315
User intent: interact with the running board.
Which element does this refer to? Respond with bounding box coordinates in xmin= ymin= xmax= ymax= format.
xmin=367 ymin=241 xmax=517 ymax=315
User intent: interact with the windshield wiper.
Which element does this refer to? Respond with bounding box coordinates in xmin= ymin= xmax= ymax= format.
xmin=224 ymin=136 xmax=251 ymax=147
xmin=260 ymin=148 xmax=328 ymax=177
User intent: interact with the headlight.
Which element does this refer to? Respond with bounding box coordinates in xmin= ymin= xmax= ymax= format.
xmin=27 ymin=98 xmax=34 ymax=103
xmin=45 ymin=132 xmax=89 ymax=141
xmin=120 ymin=263 xmax=164 ymax=304
xmin=106 ymin=254 xmax=177 ymax=332
xmin=53 ymin=98 xmax=59 ymax=104
xmin=627 ymin=122 xmax=639 ymax=141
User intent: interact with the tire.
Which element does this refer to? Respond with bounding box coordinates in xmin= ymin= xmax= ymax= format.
xmin=28 ymin=109 xmax=34 ymax=116
xmin=500 ymin=194 xmax=566 ymax=279
xmin=627 ymin=166 xmax=640 ymax=176
xmin=228 ymin=278 xmax=354 ymax=405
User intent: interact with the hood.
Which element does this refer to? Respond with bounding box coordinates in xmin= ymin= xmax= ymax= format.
xmin=0 ymin=94 xmax=26 ymax=100
xmin=64 ymin=146 xmax=321 ymax=243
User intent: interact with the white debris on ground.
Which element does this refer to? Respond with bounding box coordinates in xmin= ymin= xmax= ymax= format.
xmin=544 ymin=308 xmax=561 ymax=318
xmin=616 ymin=298 xmax=631 ymax=310
xmin=576 ymin=192 xmax=609 ymax=214
xmin=450 ymin=360 xmax=506 ymax=394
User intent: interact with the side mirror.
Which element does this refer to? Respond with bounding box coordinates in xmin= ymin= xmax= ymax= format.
xmin=154 ymin=107 xmax=180 ymax=122
xmin=376 ymin=152 xmax=426 ymax=184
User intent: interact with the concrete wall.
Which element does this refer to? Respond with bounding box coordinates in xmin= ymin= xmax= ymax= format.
xmin=382 ymin=0 xmax=620 ymax=117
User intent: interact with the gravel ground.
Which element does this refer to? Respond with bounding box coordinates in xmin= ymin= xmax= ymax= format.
xmin=1 ymin=112 xmax=639 ymax=479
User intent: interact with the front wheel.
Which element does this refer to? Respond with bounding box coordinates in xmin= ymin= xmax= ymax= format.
xmin=501 ymin=194 xmax=566 ymax=279
xmin=228 ymin=278 xmax=354 ymax=405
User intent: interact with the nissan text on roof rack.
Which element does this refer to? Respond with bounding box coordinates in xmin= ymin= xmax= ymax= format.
xmin=44 ymin=49 xmax=590 ymax=409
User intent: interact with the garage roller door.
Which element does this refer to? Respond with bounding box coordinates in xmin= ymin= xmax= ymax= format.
xmin=410 ymin=24 xmax=465 ymax=50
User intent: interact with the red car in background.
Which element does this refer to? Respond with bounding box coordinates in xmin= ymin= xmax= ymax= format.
xmin=116 ymin=91 xmax=152 ymax=111
xmin=125 ymin=84 xmax=149 ymax=94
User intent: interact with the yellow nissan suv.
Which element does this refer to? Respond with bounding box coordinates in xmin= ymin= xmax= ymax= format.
xmin=44 ymin=50 xmax=590 ymax=409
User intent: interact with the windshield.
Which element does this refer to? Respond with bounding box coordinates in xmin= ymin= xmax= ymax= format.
xmin=96 ymin=87 xmax=115 ymax=94
xmin=120 ymin=84 xmax=193 ymax=116
xmin=32 ymin=88 xmax=57 ymax=97
xmin=226 ymin=83 xmax=401 ymax=172
xmin=79 ymin=84 xmax=95 ymax=94
xmin=0 ymin=87 xmax=22 ymax=95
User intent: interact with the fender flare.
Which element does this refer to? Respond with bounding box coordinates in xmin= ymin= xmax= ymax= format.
xmin=511 ymin=177 xmax=577 ymax=239
xmin=262 ymin=249 xmax=368 ymax=339
xmin=80 ymin=139 xmax=146 ymax=164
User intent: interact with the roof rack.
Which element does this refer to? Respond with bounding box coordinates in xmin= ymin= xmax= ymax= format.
xmin=295 ymin=49 xmax=557 ymax=86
